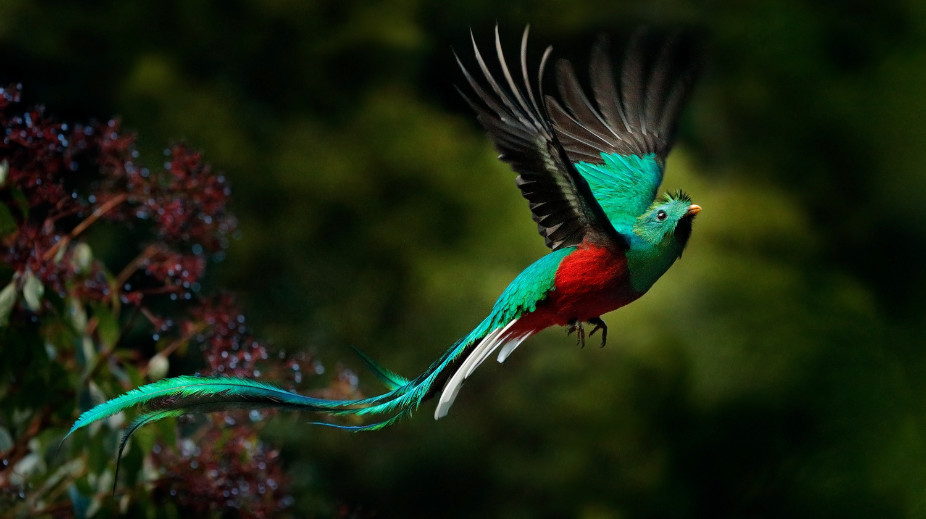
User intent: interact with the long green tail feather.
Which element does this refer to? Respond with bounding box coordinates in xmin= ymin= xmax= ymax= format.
xmin=83 ymin=374 xmax=413 ymax=495
xmin=67 ymin=308 xmax=513 ymax=494
xmin=67 ymin=349 xmax=452 ymax=442
xmin=66 ymin=375 xmax=350 ymax=438
xmin=350 ymin=346 xmax=410 ymax=390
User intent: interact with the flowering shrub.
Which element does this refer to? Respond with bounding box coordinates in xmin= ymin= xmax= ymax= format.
xmin=0 ymin=84 xmax=326 ymax=518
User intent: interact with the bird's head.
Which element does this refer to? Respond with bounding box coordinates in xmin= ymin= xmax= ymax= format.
xmin=633 ymin=190 xmax=701 ymax=256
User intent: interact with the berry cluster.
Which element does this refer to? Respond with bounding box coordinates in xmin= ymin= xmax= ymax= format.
xmin=151 ymin=426 xmax=293 ymax=518
xmin=0 ymin=84 xmax=294 ymax=516
xmin=192 ymin=293 xmax=271 ymax=377
xmin=1 ymin=83 xmax=235 ymax=313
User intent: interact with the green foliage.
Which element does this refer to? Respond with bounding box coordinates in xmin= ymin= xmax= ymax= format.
xmin=2 ymin=0 xmax=926 ymax=518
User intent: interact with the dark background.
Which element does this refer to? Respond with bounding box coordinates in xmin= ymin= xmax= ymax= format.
xmin=3 ymin=0 xmax=926 ymax=517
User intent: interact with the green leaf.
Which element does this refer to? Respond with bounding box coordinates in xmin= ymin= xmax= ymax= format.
xmin=147 ymin=354 xmax=169 ymax=381
xmin=0 ymin=426 xmax=12 ymax=451
xmin=67 ymin=296 xmax=87 ymax=333
xmin=22 ymin=270 xmax=44 ymax=311
xmin=0 ymin=159 xmax=8 ymax=186
xmin=0 ymin=278 xmax=16 ymax=327
xmin=0 ymin=203 xmax=16 ymax=237
xmin=70 ymin=242 xmax=93 ymax=273
xmin=11 ymin=187 xmax=29 ymax=219
xmin=12 ymin=452 xmax=43 ymax=483
xmin=93 ymin=304 xmax=119 ymax=349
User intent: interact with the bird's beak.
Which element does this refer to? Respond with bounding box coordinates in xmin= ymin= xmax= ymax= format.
xmin=686 ymin=204 xmax=702 ymax=217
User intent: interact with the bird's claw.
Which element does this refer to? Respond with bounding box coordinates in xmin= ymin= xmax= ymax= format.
xmin=566 ymin=319 xmax=585 ymax=347
xmin=567 ymin=317 xmax=608 ymax=348
xmin=587 ymin=317 xmax=608 ymax=348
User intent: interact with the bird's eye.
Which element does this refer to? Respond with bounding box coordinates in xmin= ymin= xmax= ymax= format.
xmin=656 ymin=210 xmax=668 ymax=221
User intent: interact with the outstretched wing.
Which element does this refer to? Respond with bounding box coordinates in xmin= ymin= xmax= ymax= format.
xmin=548 ymin=31 xmax=701 ymax=230
xmin=458 ymin=26 xmax=625 ymax=251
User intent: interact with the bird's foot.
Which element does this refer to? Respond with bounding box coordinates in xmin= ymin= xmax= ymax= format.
xmin=566 ymin=319 xmax=586 ymax=348
xmin=587 ymin=317 xmax=608 ymax=348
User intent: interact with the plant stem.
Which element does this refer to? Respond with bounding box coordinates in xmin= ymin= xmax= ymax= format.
xmin=42 ymin=192 xmax=129 ymax=262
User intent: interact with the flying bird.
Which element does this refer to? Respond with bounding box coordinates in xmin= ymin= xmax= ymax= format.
xmin=67 ymin=26 xmax=702 ymax=470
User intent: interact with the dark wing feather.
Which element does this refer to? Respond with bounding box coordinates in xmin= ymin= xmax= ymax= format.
xmin=548 ymin=30 xmax=701 ymax=163
xmin=458 ymin=26 xmax=625 ymax=251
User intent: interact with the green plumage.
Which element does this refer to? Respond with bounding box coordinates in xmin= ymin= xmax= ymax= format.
xmin=464 ymin=247 xmax=572 ymax=341
xmin=350 ymin=346 xmax=410 ymax=390
xmin=66 ymin=375 xmax=388 ymax=494
xmin=623 ymin=191 xmax=696 ymax=292
xmin=574 ymin=152 xmax=664 ymax=232
xmin=66 ymin=375 xmax=333 ymax=438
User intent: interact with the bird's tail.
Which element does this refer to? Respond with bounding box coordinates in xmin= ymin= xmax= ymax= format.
xmin=65 ymin=315 xmax=534 ymax=464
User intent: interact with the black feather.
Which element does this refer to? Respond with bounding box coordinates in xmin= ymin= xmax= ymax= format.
xmin=549 ymin=29 xmax=702 ymax=164
xmin=459 ymin=26 xmax=625 ymax=251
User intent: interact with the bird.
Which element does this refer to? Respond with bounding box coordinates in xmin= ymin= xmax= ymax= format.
xmin=67 ymin=25 xmax=702 ymax=468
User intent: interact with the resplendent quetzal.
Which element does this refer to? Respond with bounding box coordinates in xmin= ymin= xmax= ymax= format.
xmin=67 ymin=26 xmax=702 ymax=463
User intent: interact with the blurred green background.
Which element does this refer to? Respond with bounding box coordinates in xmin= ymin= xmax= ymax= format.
xmin=3 ymin=0 xmax=926 ymax=517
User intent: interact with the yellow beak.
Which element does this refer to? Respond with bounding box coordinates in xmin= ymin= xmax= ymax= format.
xmin=686 ymin=204 xmax=702 ymax=216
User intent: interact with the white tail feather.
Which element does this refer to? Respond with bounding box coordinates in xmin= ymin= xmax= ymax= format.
xmin=435 ymin=319 xmax=519 ymax=419
xmin=497 ymin=333 xmax=531 ymax=363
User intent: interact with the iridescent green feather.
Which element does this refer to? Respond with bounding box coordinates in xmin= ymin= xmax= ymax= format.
xmin=66 ymin=375 xmax=346 ymax=438
xmin=574 ymin=152 xmax=663 ymax=230
xmin=466 ymin=247 xmax=572 ymax=340
xmin=350 ymin=346 xmax=410 ymax=390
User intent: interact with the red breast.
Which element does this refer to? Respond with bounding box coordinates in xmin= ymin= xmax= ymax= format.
xmin=512 ymin=242 xmax=641 ymax=335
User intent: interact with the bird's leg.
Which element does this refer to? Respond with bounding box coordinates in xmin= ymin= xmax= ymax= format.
xmin=566 ymin=319 xmax=586 ymax=348
xmin=587 ymin=317 xmax=608 ymax=348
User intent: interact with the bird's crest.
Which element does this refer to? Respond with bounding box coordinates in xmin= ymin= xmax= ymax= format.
xmin=662 ymin=189 xmax=691 ymax=203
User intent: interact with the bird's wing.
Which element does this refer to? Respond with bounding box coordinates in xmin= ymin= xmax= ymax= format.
xmin=458 ymin=26 xmax=626 ymax=251
xmin=548 ymin=31 xmax=701 ymax=228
